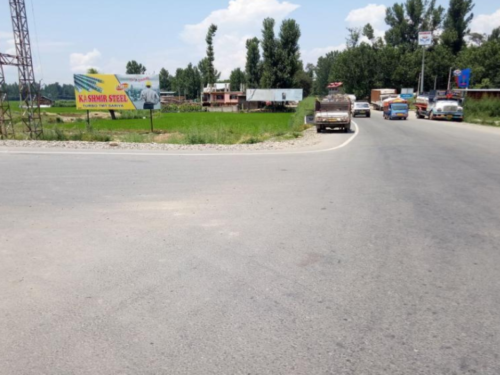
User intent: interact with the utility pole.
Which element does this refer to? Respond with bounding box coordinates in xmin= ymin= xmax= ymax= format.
xmin=421 ymin=47 xmax=426 ymax=94
xmin=447 ymin=67 xmax=453 ymax=91
xmin=418 ymin=31 xmax=431 ymax=95
xmin=0 ymin=0 xmax=43 ymax=139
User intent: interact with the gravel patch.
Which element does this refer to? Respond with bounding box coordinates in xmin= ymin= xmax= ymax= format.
xmin=0 ymin=127 xmax=321 ymax=152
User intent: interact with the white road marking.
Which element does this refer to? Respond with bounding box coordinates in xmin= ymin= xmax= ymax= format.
xmin=0 ymin=122 xmax=360 ymax=157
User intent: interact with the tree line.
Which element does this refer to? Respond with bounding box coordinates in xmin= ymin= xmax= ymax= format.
xmin=2 ymin=82 xmax=76 ymax=101
xmin=4 ymin=0 xmax=497 ymax=102
xmin=155 ymin=17 xmax=312 ymax=100
xmin=313 ymin=0 xmax=500 ymax=99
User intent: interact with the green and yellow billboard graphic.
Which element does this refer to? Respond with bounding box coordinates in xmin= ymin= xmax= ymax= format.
xmin=74 ymin=74 xmax=160 ymax=110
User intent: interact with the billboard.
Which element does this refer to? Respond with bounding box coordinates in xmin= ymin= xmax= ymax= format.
xmin=246 ymin=89 xmax=303 ymax=102
xmin=418 ymin=31 xmax=432 ymax=46
xmin=454 ymin=68 xmax=471 ymax=88
xmin=74 ymin=74 xmax=160 ymax=110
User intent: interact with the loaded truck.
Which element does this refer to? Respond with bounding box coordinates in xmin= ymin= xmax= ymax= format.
xmin=371 ymin=89 xmax=398 ymax=111
xmin=383 ymin=98 xmax=409 ymax=120
xmin=314 ymin=94 xmax=352 ymax=133
xmin=314 ymin=82 xmax=352 ymax=133
xmin=415 ymin=90 xmax=464 ymax=121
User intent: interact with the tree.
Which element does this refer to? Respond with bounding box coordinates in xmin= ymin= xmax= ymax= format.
xmin=172 ymin=68 xmax=186 ymax=95
xmin=305 ymin=63 xmax=315 ymax=80
xmin=488 ymin=27 xmax=500 ymax=42
xmin=126 ymin=60 xmax=146 ymax=74
xmin=277 ymin=19 xmax=302 ymax=88
xmin=314 ymin=52 xmax=337 ymax=95
xmin=468 ymin=32 xmax=485 ymax=46
xmin=205 ymin=24 xmax=218 ymax=86
xmin=87 ymin=68 xmax=99 ymax=74
xmin=260 ymin=18 xmax=278 ymax=88
xmin=385 ymin=0 xmax=444 ymax=51
xmin=456 ymin=39 xmax=500 ymax=87
xmin=183 ymin=63 xmax=202 ymax=100
xmin=198 ymin=57 xmax=221 ymax=87
xmin=441 ymin=0 xmax=474 ymax=54
xmin=346 ymin=28 xmax=361 ymax=48
xmin=159 ymin=68 xmax=171 ymax=91
xmin=245 ymin=37 xmax=261 ymax=88
xmin=294 ymin=65 xmax=313 ymax=97
xmin=329 ymin=42 xmax=379 ymax=99
xmin=229 ymin=68 xmax=246 ymax=91
xmin=363 ymin=23 xmax=375 ymax=42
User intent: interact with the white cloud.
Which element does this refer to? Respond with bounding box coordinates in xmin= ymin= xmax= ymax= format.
xmin=345 ymin=3 xmax=387 ymax=39
xmin=0 ymin=31 xmax=12 ymax=39
xmin=69 ymin=49 xmax=101 ymax=73
xmin=181 ymin=0 xmax=300 ymax=78
xmin=302 ymin=44 xmax=346 ymax=65
xmin=346 ymin=4 xmax=387 ymax=29
xmin=470 ymin=8 xmax=500 ymax=35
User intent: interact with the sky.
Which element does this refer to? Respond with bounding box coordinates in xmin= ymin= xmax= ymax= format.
xmin=0 ymin=0 xmax=498 ymax=84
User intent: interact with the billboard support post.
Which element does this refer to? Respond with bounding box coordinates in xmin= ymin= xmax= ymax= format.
xmin=150 ymin=109 xmax=154 ymax=133
xmin=421 ymin=47 xmax=426 ymax=94
xmin=74 ymin=74 xmax=161 ymax=111
xmin=418 ymin=31 xmax=432 ymax=94
xmin=86 ymin=110 xmax=90 ymax=132
xmin=447 ymin=67 xmax=453 ymax=91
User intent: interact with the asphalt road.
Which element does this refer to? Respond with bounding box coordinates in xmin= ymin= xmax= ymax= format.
xmin=1 ymin=112 xmax=500 ymax=375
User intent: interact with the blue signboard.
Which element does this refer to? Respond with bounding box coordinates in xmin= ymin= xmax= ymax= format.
xmin=455 ymin=68 xmax=471 ymax=88
xmin=400 ymin=94 xmax=413 ymax=99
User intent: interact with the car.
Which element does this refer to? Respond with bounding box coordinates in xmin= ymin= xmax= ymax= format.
xmin=352 ymin=102 xmax=371 ymax=118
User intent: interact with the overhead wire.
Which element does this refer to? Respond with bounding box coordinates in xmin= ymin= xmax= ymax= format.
xmin=29 ymin=0 xmax=44 ymax=83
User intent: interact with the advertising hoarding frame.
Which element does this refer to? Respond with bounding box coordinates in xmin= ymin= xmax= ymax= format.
xmin=74 ymin=74 xmax=161 ymax=111
xmin=246 ymin=89 xmax=303 ymax=102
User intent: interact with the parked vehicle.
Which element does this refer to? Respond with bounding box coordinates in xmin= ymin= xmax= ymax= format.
xmin=352 ymin=102 xmax=371 ymax=117
xmin=371 ymin=89 xmax=398 ymax=111
xmin=383 ymin=98 xmax=409 ymax=120
xmin=315 ymin=94 xmax=352 ymax=133
xmin=415 ymin=90 xmax=464 ymax=121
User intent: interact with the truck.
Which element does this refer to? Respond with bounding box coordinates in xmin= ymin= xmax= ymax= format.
xmin=415 ymin=90 xmax=464 ymax=121
xmin=371 ymin=89 xmax=398 ymax=111
xmin=383 ymin=98 xmax=409 ymax=120
xmin=314 ymin=94 xmax=352 ymax=133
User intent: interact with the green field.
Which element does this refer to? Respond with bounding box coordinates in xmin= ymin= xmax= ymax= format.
xmin=5 ymin=98 xmax=314 ymax=144
xmin=8 ymin=101 xmax=100 ymax=114
xmin=66 ymin=112 xmax=297 ymax=144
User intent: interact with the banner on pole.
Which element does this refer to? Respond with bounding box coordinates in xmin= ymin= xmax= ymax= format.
xmin=418 ymin=31 xmax=433 ymax=46
xmin=74 ymin=74 xmax=160 ymax=110
xmin=455 ymin=68 xmax=471 ymax=88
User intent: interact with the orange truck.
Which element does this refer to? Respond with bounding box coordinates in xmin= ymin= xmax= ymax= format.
xmin=371 ymin=89 xmax=398 ymax=111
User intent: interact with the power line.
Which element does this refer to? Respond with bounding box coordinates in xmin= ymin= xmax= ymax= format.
xmin=29 ymin=0 xmax=44 ymax=82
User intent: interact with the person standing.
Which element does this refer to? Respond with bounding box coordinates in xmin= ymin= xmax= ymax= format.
xmin=140 ymin=81 xmax=159 ymax=110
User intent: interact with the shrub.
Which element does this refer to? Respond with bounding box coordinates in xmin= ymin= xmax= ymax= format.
xmin=53 ymin=100 xmax=76 ymax=108
xmin=120 ymin=110 xmax=151 ymax=119
xmin=40 ymin=128 xmax=111 ymax=142
xmin=464 ymin=97 xmax=500 ymax=126
xmin=162 ymin=103 xmax=206 ymax=113
xmin=290 ymin=96 xmax=315 ymax=130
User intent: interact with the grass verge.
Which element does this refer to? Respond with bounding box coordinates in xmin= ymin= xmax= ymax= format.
xmin=7 ymin=99 xmax=316 ymax=144
xmin=464 ymin=97 xmax=500 ymax=127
